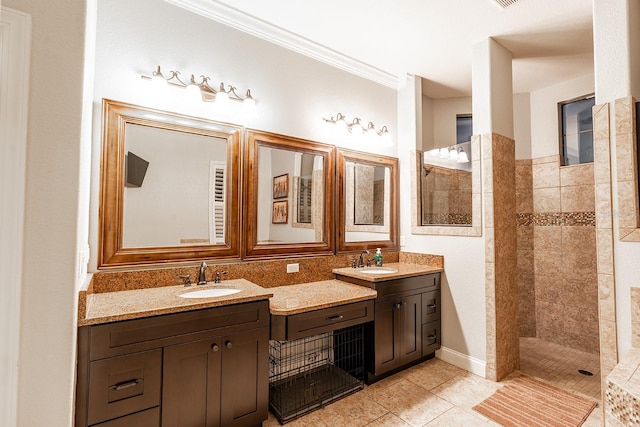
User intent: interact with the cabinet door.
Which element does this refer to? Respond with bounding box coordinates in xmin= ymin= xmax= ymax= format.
xmin=400 ymin=294 xmax=422 ymax=366
xmin=220 ymin=327 xmax=269 ymax=427
xmin=373 ymin=299 xmax=402 ymax=374
xmin=162 ymin=338 xmax=222 ymax=427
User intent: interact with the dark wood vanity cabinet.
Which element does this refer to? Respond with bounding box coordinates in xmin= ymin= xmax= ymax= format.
xmin=372 ymin=294 xmax=422 ymax=374
xmin=76 ymin=301 xmax=270 ymax=427
xmin=334 ymin=272 xmax=441 ymax=382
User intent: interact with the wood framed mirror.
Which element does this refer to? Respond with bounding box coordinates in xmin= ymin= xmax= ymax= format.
xmin=98 ymin=99 xmax=242 ymax=268
xmin=243 ymin=130 xmax=335 ymax=259
xmin=337 ymin=148 xmax=398 ymax=253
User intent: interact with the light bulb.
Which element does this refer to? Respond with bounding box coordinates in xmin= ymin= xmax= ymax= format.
xmin=185 ymin=75 xmax=202 ymax=103
xmin=215 ymin=83 xmax=230 ymax=111
xmin=439 ymin=148 xmax=449 ymax=158
xmin=457 ymin=149 xmax=469 ymax=163
xmin=427 ymin=149 xmax=440 ymax=157
xmin=335 ymin=114 xmax=348 ymax=133
xmin=350 ymin=118 xmax=363 ymax=135
xmin=151 ymin=66 xmax=166 ymax=90
xmin=379 ymin=126 xmax=392 ymax=146
xmin=449 ymin=148 xmax=459 ymax=160
xmin=243 ymin=90 xmax=258 ymax=118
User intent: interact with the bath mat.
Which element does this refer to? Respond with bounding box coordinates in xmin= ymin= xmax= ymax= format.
xmin=472 ymin=374 xmax=598 ymax=427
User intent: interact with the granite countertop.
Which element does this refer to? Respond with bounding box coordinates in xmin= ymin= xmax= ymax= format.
xmin=332 ymin=262 xmax=443 ymax=282
xmin=269 ymin=279 xmax=377 ymax=316
xmin=79 ymin=279 xmax=273 ymax=326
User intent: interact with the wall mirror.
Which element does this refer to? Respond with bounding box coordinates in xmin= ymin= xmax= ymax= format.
xmin=243 ymin=130 xmax=335 ymax=259
xmin=420 ymin=141 xmax=472 ymax=226
xmin=337 ymin=148 xmax=398 ymax=253
xmin=98 ymin=99 xmax=242 ymax=268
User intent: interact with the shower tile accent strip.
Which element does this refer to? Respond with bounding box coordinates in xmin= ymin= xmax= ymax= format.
xmin=516 ymin=212 xmax=596 ymax=227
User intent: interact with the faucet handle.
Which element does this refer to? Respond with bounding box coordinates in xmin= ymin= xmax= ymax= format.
xmin=214 ymin=271 xmax=228 ymax=283
xmin=177 ymin=275 xmax=191 ymax=287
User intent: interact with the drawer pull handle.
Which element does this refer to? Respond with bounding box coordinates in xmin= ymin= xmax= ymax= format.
xmin=225 ymin=341 xmax=232 ymax=349
xmin=211 ymin=343 xmax=219 ymax=352
xmin=326 ymin=315 xmax=344 ymax=322
xmin=110 ymin=379 xmax=141 ymax=391
xmin=426 ymin=304 xmax=436 ymax=309
xmin=426 ymin=334 xmax=437 ymax=340
xmin=394 ymin=303 xmax=402 ymax=309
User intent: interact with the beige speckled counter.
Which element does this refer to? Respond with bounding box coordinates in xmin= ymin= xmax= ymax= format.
xmin=269 ymin=280 xmax=377 ymax=315
xmin=332 ymin=262 xmax=443 ymax=282
xmin=79 ymin=279 xmax=273 ymax=326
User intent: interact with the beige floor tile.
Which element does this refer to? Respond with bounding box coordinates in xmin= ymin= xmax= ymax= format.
xmin=366 ymin=412 xmax=411 ymax=427
xmin=425 ymin=406 xmax=493 ymax=426
xmin=430 ymin=373 xmax=502 ymax=411
xmin=368 ymin=379 xmax=453 ymax=426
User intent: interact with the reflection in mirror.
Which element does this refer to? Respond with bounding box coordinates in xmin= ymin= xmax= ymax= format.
xmin=337 ymin=149 xmax=398 ymax=253
xmin=98 ymin=99 xmax=242 ymax=268
xmin=354 ymin=164 xmax=386 ymax=225
xmin=256 ymin=148 xmax=324 ymax=243
xmin=420 ymin=141 xmax=472 ymax=226
xmin=244 ymin=131 xmax=334 ymax=259
xmin=345 ymin=162 xmax=390 ymax=242
xmin=123 ymin=124 xmax=228 ymax=247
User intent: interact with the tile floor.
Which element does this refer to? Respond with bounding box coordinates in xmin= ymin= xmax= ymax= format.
xmin=264 ymin=338 xmax=603 ymax=426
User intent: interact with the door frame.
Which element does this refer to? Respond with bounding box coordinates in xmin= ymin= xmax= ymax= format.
xmin=0 ymin=6 xmax=31 ymax=427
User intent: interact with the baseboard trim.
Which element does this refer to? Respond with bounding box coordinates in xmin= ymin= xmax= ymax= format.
xmin=436 ymin=346 xmax=486 ymax=377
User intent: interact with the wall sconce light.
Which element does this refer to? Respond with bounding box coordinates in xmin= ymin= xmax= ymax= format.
xmin=323 ymin=113 xmax=391 ymax=144
xmin=142 ymin=65 xmax=258 ymax=117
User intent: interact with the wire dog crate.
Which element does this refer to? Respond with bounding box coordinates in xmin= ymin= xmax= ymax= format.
xmin=268 ymin=325 xmax=365 ymax=424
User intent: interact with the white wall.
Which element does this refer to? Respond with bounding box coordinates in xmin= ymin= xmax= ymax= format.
xmin=513 ymin=93 xmax=532 ymax=160
xmin=89 ymin=0 xmax=397 ymax=270
xmin=2 ymin=0 xmax=89 ymax=426
xmin=0 ymin=7 xmax=29 ymax=427
xmin=529 ymin=73 xmax=594 ymax=158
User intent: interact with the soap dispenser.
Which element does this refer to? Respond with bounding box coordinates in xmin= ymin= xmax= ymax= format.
xmin=373 ymin=248 xmax=383 ymax=267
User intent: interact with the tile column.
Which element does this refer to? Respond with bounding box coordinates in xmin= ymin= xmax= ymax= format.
xmin=473 ymin=38 xmax=519 ymax=381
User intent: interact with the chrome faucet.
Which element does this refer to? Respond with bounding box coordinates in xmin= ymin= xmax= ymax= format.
xmin=198 ymin=261 xmax=208 ymax=285
xmin=358 ymin=250 xmax=370 ymax=268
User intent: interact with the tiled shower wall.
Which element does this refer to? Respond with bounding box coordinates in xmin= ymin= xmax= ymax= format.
xmin=516 ymin=156 xmax=600 ymax=354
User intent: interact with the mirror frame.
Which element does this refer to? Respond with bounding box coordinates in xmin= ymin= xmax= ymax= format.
xmin=243 ymin=130 xmax=336 ymax=259
xmin=98 ymin=99 xmax=242 ymax=268
xmin=337 ymin=148 xmax=399 ymax=253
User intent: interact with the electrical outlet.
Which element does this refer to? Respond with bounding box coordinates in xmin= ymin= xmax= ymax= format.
xmin=287 ymin=263 xmax=299 ymax=273
xmin=400 ymin=235 xmax=406 ymax=246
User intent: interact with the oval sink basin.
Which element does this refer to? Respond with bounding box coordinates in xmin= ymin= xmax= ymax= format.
xmin=180 ymin=288 xmax=241 ymax=298
xmin=359 ymin=268 xmax=398 ymax=274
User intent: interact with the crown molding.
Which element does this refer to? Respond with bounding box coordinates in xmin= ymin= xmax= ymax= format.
xmin=164 ymin=0 xmax=404 ymax=89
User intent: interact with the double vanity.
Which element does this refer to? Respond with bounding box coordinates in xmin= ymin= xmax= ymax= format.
xmin=75 ymin=263 xmax=442 ymax=427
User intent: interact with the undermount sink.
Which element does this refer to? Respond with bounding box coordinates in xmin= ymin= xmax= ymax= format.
xmin=179 ymin=288 xmax=241 ymax=298
xmin=358 ymin=267 xmax=398 ymax=275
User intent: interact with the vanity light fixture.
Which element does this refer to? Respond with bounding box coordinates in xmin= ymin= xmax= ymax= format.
xmin=142 ymin=65 xmax=258 ymax=117
xmin=323 ymin=113 xmax=391 ymax=143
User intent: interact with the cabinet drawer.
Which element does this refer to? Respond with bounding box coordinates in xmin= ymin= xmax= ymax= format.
xmin=93 ymin=407 xmax=159 ymax=427
xmin=375 ymin=274 xmax=440 ymax=300
xmin=421 ymin=290 xmax=441 ymax=324
xmin=271 ymin=300 xmax=374 ymax=340
xmin=422 ymin=320 xmax=441 ymax=356
xmin=90 ymin=301 xmax=269 ymax=359
xmin=87 ymin=349 xmax=162 ymax=426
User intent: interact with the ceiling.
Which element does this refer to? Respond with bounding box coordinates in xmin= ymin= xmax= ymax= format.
xmin=169 ymin=0 xmax=594 ymax=98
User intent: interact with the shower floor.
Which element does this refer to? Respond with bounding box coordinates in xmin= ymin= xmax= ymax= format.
xmin=519 ymin=337 xmax=601 ymax=401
